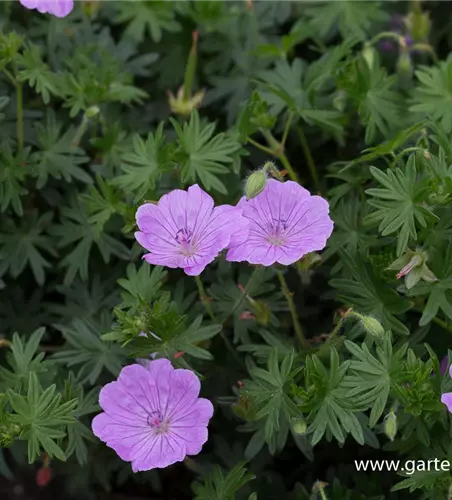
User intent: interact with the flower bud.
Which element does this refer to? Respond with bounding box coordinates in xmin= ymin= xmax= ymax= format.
xmin=351 ymin=312 xmax=385 ymax=338
xmin=384 ymin=411 xmax=397 ymax=441
xmin=85 ymin=105 xmax=100 ymax=119
xmin=362 ymin=45 xmax=377 ymax=70
xmin=291 ymin=417 xmax=307 ymax=435
xmin=396 ymin=51 xmax=413 ymax=79
xmin=245 ymin=169 xmax=267 ymax=200
xmin=249 ymin=300 xmax=270 ymax=326
xmin=405 ymin=10 xmax=431 ymax=42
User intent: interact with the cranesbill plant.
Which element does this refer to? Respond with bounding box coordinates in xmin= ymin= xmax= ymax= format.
xmin=2 ymin=1 xmax=452 ymax=499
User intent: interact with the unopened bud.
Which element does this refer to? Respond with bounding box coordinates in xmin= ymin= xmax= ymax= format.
xmin=85 ymin=105 xmax=100 ymax=119
xmin=291 ymin=417 xmax=307 ymax=435
xmin=362 ymin=44 xmax=377 ymax=70
xmin=351 ymin=312 xmax=385 ymax=338
xmin=406 ymin=10 xmax=431 ymax=42
xmin=245 ymin=169 xmax=267 ymax=200
xmin=384 ymin=411 xmax=397 ymax=441
xmin=396 ymin=51 xmax=413 ymax=79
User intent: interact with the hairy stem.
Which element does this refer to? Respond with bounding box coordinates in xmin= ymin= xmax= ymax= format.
xmin=297 ymin=126 xmax=321 ymax=193
xmin=16 ymin=83 xmax=23 ymax=153
xmin=195 ymin=275 xmax=216 ymax=321
xmin=276 ymin=269 xmax=308 ymax=349
xmin=223 ymin=266 xmax=262 ymax=324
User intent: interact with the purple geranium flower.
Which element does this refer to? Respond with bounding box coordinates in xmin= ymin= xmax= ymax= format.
xmin=19 ymin=0 xmax=73 ymax=17
xmin=441 ymin=362 xmax=452 ymax=412
xmin=92 ymin=359 xmax=214 ymax=472
xmin=135 ymin=184 xmax=248 ymax=276
xmin=226 ymin=179 xmax=334 ymax=266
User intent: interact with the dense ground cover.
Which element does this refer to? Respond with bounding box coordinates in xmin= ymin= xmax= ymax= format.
xmin=2 ymin=1 xmax=452 ymax=499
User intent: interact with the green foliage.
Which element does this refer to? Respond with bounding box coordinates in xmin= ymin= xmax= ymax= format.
xmin=2 ymin=1 xmax=452 ymax=499
xmin=192 ymin=462 xmax=255 ymax=500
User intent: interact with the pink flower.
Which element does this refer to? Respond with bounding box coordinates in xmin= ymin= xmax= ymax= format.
xmin=441 ymin=363 xmax=452 ymax=413
xmin=226 ymin=179 xmax=333 ymax=266
xmin=135 ymin=184 xmax=248 ymax=276
xmin=92 ymin=359 xmax=214 ymax=472
xmin=19 ymin=0 xmax=74 ymax=17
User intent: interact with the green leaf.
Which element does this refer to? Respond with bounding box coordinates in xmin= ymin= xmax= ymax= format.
xmin=304 ymin=1 xmax=388 ymax=41
xmin=0 ymin=211 xmax=57 ymax=285
xmin=53 ymin=318 xmax=125 ymax=385
xmin=192 ymin=462 xmax=255 ymax=500
xmin=244 ymin=350 xmax=301 ymax=444
xmin=0 ymin=144 xmax=30 ymax=216
xmin=48 ymin=201 xmax=130 ymax=285
xmin=365 ymin=156 xmax=436 ymax=256
xmin=330 ymin=249 xmax=412 ymax=334
xmin=117 ymin=263 xmax=167 ymax=308
xmin=113 ymin=1 xmax=181 ymax=43
xmin=171 ymin=111 xmax=241 ymax=194
xmin=300 ymin=349 xmax=365 ymax=446
xmin=30 ymin=110 xmax=91 ymax=189
xmin=112 ymin=124 xmax=173 ymax=201
xmin=8 ymin=372 xmax=77 ymax=464
xmin=410 ymin=56 xmax=452 ymax=133
xmin=17 ymin=43 xmax=59 ymax=104
xmin=343 ymin=338 xmax=406 ymax=427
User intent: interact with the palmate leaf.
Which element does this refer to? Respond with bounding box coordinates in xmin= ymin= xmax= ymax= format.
xmin=410 ymin=56 xmax=452 ymax=133
xmin=117 ymin=263 xmax=167 ymax=308
xmin=171 ymin=111 xmax=241 ymax=194
xmin=8 ymin=371 xmax=77 ymax=463
xmin=49 ymin=201 xmax=130 ymax=285
xmin=0 ymin=211 xmax=57 ymax=285
xmin=365 ymin=155 xmax=436 ymax=256
xmin=0 ymin=144 xmax=30 ymax=216
xmin=63 ymin=376 xmax=99 ymax=466
xmin=53 ymin=317 xmax=125 ymax=385
xmin=29 ymin=110 xmax=91 ymax=189
xmin=343 ymin=338 xmax=407 ymax=427
xmin=330 ymin=250 xmax=412 ymax=335
xmin=57 ymin=46 xmax=147 ymax=118
xmin=300 ymin=349 xmax=365 ymax=446
xmin=0 ymin=328 xmax=52 ymax=392
xmin=256 ymin=58 xmax=344 ymax=133
xmin=413 ymin=241 xmax=452 ymax=327
xmin=303 ymin=0 xmax=388 ymax=41
xmin=112 ymin=124 xmax=174 ymax=201
xmin=244 ymin=349 xmax=302 ymax=444
xmin=113 ymin=1 xmax=181 ymax=43
xmin=336 ymin=55 xmax=404 ymax=144
xmin=192 ymin=462 xmax=255 ymax=500
xmin=17 ymin=43 xmax=59 ymax=104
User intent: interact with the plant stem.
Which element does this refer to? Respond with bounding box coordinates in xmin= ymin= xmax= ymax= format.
xmin=297 ymin=126 xmax=321 ymax=193
xmin=194 ymin=275 xmax=215 ymax=322
xmin=276 ymin=269 xmax=308 ymax=349
xmin=247 ymin=137 xmax=275 ymax=156
xmin=281 ymin=112 xmax=294 ymax=147
xmin=16 ymin=83 xmax=23 ymax=153
xmin=279 ymin=151 xmax=301 ymax=184
xmin=195 ymin=276 xmax=244 ymax=366
xmin=223 ymin=266 xmax=262 ymax=324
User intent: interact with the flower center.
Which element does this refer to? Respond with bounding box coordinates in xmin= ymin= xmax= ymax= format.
xmin=267 ymin=218 xmax=288 ymax=246
xmin=147 ymin=410 xmax=170 ymax=434
xmin=175 ymin=227 xmax=197 ymax=256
